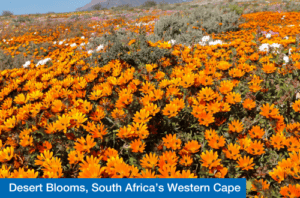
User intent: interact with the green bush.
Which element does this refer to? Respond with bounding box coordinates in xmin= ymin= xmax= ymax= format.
xmin=284 ymin=2 xmax=300 ymax=12
xmin=94 ymin=26 xmax=176 ymax=68
xmin=151 ymin=4 xmax=243 ymax=45
xmin=228 ymin=3 xmax=244 ymax=15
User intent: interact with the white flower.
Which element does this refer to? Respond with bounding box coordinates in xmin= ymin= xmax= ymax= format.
xmin=168 ymin=39 xmax=176 ymax=45
xmin=36 ymin=58 xmax=51 ymax=67
xmin=296 ymin=92 xmax=300 ymax=100
xmin=81 ymin=36 xmax=85 ymax=39
xmin=87 ymin=50 xmax=94 ymax=54
xmin=259 ymin=43 xmax=269 ymax=53
xmin=201 ymin=36 xmax=210 ymax=42
xmin=265 ymin=33 xmax=271 ymax=39
xmin=270 ymin=43 xmax=281 ymax=53
xmin=3 ymin=39 xmax=6 ymax=42
xmin=209 ymin=40 xmax=223 ymax=46
xmin=23 ymin=61 xmax=31 ymax=68
xmin=284 ymin=36 xmax=289 ymax=40
xmin=53 ymin=41 xmax=57 ymax=44
xmin=80 ymin=43 xmax=86 ymax=46
xmin=58 ymin=39 xmax=65 ymax=45
xmin=199 ymin=41 xmax=206 ymax=46
xmin=96 ymin=44 xmax=104 ymax=52
xmin=289 ymin=48 xmax=292 ymax=55
xmin=283 ymin=55 xmax=289 ymax=63
xmin=70 ymin=43 xmax=77 ymax=48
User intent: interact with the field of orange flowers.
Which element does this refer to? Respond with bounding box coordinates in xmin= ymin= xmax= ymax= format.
xmin=1 ymin=1 xmax=300 ymax=197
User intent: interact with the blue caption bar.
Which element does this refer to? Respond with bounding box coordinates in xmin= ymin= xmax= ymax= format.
xmin=0 ymin=179 xmax=246 ymax=198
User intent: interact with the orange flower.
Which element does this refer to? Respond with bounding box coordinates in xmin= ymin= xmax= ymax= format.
xmin=208 ymin=135 xmax=226 ymax=149
xmin=162 ymin=134 xmax=181 ymax=150
xmin=243 ymin=98 xmax=256 ymax=110
xmin=280 ymin=184 xmax=300 ymax=198
xmin=179 ymin=155 xmax=193 ymax=166
xmin=209 ymin=165 xmax=228 ymax=178
xmin=269 ymin=132 xmax=286 ymax=151
xmin=248 ymin=125 xmax=265 ymax=139
xmin=0 ymin=146 xmax=14 ymax=163
xmin=260 ymin=103 xmax=279 ymax=119
xmin=182 ymin=140 xmax=201 ymax=154
xmin=251 ymin=179 xmax=270 ymax=191
xmin=138 ymin=169 xmax=157 ymax=178
xmin=140 ymin=153 xmax=158 ymax=169
xmin=200 ymin=150 xmax=221 ymax=169
xmin=236 ymin=155 xmax=255 ymax=171
xmin=262 ymin=62 xmax=276 ymax=74
xmin=198 ymin=111 xmax=215 ymax=127
xmin=130 ymin=139 xmax=145 ymax=153
xmin=74 ymin=135 xmax=96 ymax=153
xmin=158 ymin=165 xmax=179 ymax=178
xmin=68 ymin=150 xmax=84 ymax=164
xmin=223 ymin=143 xmax=241 ymax=160
xmin=228 ymin=119 xmax=244 ymax=133
xmin=219 ymin=80 xmax=234 ymax=95
xmin=158 ymin=151 xmax=178 ymax=169
xmin=133 ymin=109 xmax=151 ymax=123
xmin=246 ymin=140 xmax=265 ymax=155
xmin=292 ymin=100 xmax=300 ymax=113
xmin=198 ymin=87 xmax=217 ymax=101
xmin=226 ymin=92 xmax=242 ymax=104
xmin=162 ymin=103 xmax=179 ymax=118
xmin=269 ymin=166 xmax=285 ymax=183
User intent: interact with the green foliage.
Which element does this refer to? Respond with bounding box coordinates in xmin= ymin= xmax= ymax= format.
xmin=68 ymin=14 xmax=80 ymax=20
xmin=152 ymin=4 xmax=243 ymax=45
xmin=0 ymin=50 xmax=25 ymax=70
xmin=284 ymin=2 xmax=300 ymax=12
xmin=228 ymin=3 xmax=244 ymax=15
xmin=12 ymin=16 xmax=33 ymax=24
xmin=95 ymin=26 xmax=176 ymax=68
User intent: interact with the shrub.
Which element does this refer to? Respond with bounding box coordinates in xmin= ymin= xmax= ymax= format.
xmin=152 ymin=4 xmax=243 ymax=45
xmin=141 ymin=0 xmax=157 ymax=8
xmin=111 ymin=4 xmax=133 ymax=11
xmin=94 ymin=26 xmax=176 ymax=68
xmin=91 ymin=3 xmax=102 ymax=10
xmin=2 ymin=10 xmax=13 ymax=16
xmin=228 ymin=3 xmax=244 ymax=15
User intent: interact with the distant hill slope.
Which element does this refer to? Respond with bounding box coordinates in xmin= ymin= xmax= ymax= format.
xmin=76 ymin=0 xmax=193 ymax=11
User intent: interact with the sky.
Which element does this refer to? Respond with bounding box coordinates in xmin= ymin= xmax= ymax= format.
xmin=1 ymin=0 xmax=92 ymax=15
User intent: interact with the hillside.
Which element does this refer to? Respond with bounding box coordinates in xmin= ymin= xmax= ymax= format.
xmin=76 ymin=0 xmax=193 ymax=11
